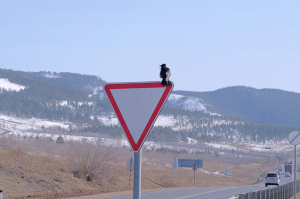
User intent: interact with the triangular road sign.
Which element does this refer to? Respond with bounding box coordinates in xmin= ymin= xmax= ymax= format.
xmin=105 ymin=81 xmax=174 ymax=152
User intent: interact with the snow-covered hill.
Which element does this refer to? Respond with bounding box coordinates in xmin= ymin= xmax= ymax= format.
xmin=0 ymin=113 xmax=291 ymax=155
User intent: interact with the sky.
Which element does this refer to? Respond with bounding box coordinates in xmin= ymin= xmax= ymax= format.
xmin=1 ymin=0 xmax=300 ymax=93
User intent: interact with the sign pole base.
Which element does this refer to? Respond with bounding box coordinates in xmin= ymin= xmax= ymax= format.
xmin=133 ymin=150 xmax=142 ymax=199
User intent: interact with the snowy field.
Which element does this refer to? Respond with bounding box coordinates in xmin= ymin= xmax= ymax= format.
xmin=0 ymin=78 xmax=26 ymax=92
xmin=0 ymin=113 xmax=293 ymax=155
xmin=167 ymin=94 xmax=207 ymax=112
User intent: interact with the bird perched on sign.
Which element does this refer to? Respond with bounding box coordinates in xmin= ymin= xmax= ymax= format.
xmin=160 ymin=63 xmax=171 ymax=86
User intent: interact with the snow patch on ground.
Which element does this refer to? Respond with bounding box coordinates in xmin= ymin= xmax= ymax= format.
xmin=209 ymin=112 xmax=222 ymax=117
xmin=99 ymin=116 xmax=119 ymax=126
xmin=245 ymin=141 xmax=291 ymax=152
xmin=201 ymin=169 xmax=211 ymax=174
xmin=0 ymin=78 xmax=26 ymax=92
xmin=93 ymin=86 xmax=103 ymax=95
xmin=206 ymin=141 xmax=292 ymax=152
xmin=0 ymin=114 xmax=292 ymax=155
xmin=168 ymin=94 xmax=184 ymax=101
xmin=166 ymin=94 xmax=207 ymax=112
xmin=154 ymin=115 xmax=176 ymax=127
xmin=59 ymin=101 xmax=68 ymax=106
xmin=153 ymin=115 xmax=193 ymax=131
xmin=206 ymin=143 xmax=237 ymax=151
xmin=186 ymin=137 xmax=198 ymax=144
xmin=78 ymin=102 xmax=94 ymax=106
xmin=43 ymin=74 xmax=60 ymax=79
xmin=58 ymin=101 xmax=94 ymax=107
xmin=0 ymin=114 xmax=70 ymax=131
xmin=98 ymin=114 xmax=223 ymax=132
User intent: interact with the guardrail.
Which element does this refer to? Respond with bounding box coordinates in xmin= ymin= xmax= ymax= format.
xmin=236 ymin=180 xmax=300 ymax=199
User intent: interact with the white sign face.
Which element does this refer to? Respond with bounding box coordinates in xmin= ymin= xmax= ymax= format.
xmin=289 ymin=131 xmax=300 ymax=145
xmin=111 ymin=87 xmax=165 ymax=144
xmin=105 ymin=82 xmax=174 ymax=152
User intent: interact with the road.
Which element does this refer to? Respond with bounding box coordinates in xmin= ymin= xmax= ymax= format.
xmin=109 ymin=186 xmax=262 ymax=199
xmin=68 ymin=167 xmax=294 ymax=199
xmin=108 ymin=174 xmax=293 ymax=199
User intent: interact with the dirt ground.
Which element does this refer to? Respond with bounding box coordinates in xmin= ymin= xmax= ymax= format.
xmin=0 ymin=146 xmax=276 ymax=199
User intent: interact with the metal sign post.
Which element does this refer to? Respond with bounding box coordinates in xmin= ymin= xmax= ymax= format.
xmin=133 ymin=150 xmax=142 ymax=199
xmin=172 ymin=156 xmax=178 ymax=185
xmin=127 ymin=158 xmax=133 ymax=188
xmin=193 ymin=163 xmax=197 ymax=186
xmin=288 ymin=131 xmax=300 ymax=199
xmin=225 ymin=168 xmax=228 ymax=183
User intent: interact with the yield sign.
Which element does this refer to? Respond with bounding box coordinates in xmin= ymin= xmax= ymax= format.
xmin=105 ymin=81 xmax=174 ymax=152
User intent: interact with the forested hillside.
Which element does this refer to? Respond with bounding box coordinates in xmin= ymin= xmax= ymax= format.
xmin=0 ymin=69 xmax=110 ymax=121
xmin=174 ymin=86 xmax=300 ymax=128
xmin=1 ymin=68 xmax=300 ymax=144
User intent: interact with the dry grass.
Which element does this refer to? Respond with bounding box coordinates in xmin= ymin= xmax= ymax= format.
xmin=0 ymin=146 xmax=275 ymax=199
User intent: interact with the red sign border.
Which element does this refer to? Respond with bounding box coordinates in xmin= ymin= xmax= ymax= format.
xmin=104 ymin=81 xmax=174 ymax=152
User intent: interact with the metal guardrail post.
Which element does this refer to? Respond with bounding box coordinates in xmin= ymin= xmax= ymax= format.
xmin=246 ymin=192 xmax=249 ymax=199
xmin=280 ymin=186 xmax=282 ymax=199
xmin=288 ymin=183 xmax=290 ymax=198
xmin=290 ymin=182 xmax=292 ymax=198
xmin=288 ymin=183 xmax=290 ymax=199
xmin=259 ymin=190 xmax=262 ymax=199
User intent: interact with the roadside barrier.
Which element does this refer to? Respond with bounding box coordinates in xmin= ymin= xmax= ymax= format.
xmin=237 ymin=180 xmax=300 ymax=199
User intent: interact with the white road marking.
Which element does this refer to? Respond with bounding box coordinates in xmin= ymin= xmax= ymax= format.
xmin=173 ymin=187 xmax=237 ymax=199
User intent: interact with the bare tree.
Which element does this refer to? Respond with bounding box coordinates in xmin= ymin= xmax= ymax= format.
xmin=68 ymin=140 xmax=120 ymax=183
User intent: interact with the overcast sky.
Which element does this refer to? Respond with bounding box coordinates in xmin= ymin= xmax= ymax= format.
xmin=1 ymin=1 xmax=300 ymax=92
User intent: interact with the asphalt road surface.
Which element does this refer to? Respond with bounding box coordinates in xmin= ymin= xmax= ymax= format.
xmin=109 ymin=186 xmax=261 ymax=199
xmin=109 ymin=174 xmax=293 ymax=199
xmin=69 ymin=166 xmax=294 ymax=199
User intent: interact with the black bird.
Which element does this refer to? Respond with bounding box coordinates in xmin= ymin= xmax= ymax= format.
xmin=160 ymin=63 xmax=171 ymax=86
